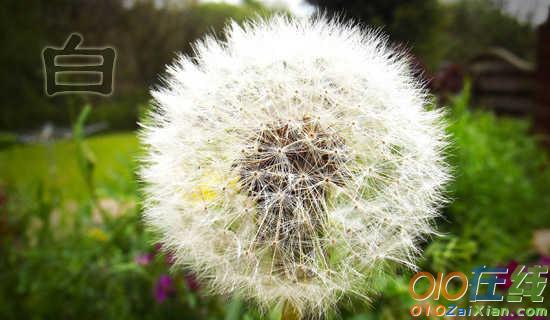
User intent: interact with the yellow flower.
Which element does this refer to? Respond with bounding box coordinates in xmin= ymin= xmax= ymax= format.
xmin=190 ymin=173 xmax=239 ymax=202
xmin=87 ymin=227 xmax=109 ymax=242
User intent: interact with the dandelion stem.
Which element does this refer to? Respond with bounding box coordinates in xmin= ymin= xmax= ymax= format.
xmin=282 ymin=302 xmax=300 ymax=320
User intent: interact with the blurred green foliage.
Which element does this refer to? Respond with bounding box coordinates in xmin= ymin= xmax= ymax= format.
xmin=443 ymin=0 xmax=536 ymax=63
xmin=1 ymin=87 xmax=550 ymax=318
xmin=0 ymin=1 xmax=547 ymax=318
xmin=425 ymin=84 xmax=550 ymax=270
xmin=0 ymin=0 xmax=274 ymax=132
xmin=306 ymin=0 xmax=448 ymax=68
xmin=307 ymin=0 xmax=536 ymax=69
xmin=0 ymin=133 xmax=138 ymax=201
xmin=1 ymin=0 xmax=537 ymax=132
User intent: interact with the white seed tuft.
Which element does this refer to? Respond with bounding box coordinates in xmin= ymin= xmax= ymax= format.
xmin=140 ymin=15 xmax=450 ymax=317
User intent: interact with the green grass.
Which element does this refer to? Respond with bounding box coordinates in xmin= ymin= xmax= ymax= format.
xmin=0 ymin=132 xmax=139 ymax=201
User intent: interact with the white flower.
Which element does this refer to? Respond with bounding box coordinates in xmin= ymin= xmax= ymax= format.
xmin=140 ymin=15 xmax=450 ymax=317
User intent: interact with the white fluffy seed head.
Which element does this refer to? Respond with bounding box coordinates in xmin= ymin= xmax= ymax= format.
xmin=140 ymin=15 xmax=450 ymax=317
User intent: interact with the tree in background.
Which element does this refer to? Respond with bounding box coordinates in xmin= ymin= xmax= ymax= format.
xmin=306 ymin=0 xmax=536 ymax=68
xmin=305 ymin=0 xmax=448 ymax=69
xmin=2 ymin=0 xmax=536 ymax=132
xmin=0 ymin=0 xmax=272 ymax=132
xmin=444 ymin=0 xmax=535 ymax=63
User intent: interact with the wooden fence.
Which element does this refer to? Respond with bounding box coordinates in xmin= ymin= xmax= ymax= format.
xmin=468 ymin=48 xmax=535 ymax=117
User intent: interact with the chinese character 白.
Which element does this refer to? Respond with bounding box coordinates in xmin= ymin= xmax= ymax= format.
xmin=42 ymin=33 xmax=115 ymax=96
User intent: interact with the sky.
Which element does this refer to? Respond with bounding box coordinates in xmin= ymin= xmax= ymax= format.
xmin=500 ymin=0 xmax=550 ymax=25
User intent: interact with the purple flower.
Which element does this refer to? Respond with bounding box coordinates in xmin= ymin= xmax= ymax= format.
xmin=539 ymin=255 xmax=550 ymax=266
xmin=154 ymin=242 xmax=163 ymax=253
xmin=154 ymin=274 xmax=175 ymax=304
xmin=184 ymin=272 xmax=200 ymax=292
xmin=135 ymin=253 xmax=154 ymax=266
xmin=496 ymin=260 xmax=518 ymax=290
xmin=538 ymin=256 xmax=550 ymax=278
xmin=153 ymin=242 xmax=176 ymax=266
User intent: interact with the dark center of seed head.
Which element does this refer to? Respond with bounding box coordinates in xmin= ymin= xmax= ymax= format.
xmin=236 ymin=116 xmax=349 ymax=261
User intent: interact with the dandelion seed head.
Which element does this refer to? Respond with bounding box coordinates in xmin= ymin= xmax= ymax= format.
xmin=140 ymin=15 xmax=450 ymax=317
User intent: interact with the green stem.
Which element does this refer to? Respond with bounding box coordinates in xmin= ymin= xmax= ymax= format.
xmin=281 ymin=302 xmax=300 ymax=320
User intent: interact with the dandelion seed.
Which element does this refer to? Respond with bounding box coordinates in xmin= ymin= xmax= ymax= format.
xmin=140 ymin=15 xmax=450 ymax=317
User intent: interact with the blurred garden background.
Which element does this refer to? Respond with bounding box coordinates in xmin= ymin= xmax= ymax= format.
xmin=2 ymin=0 xmax=550 ymax=319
